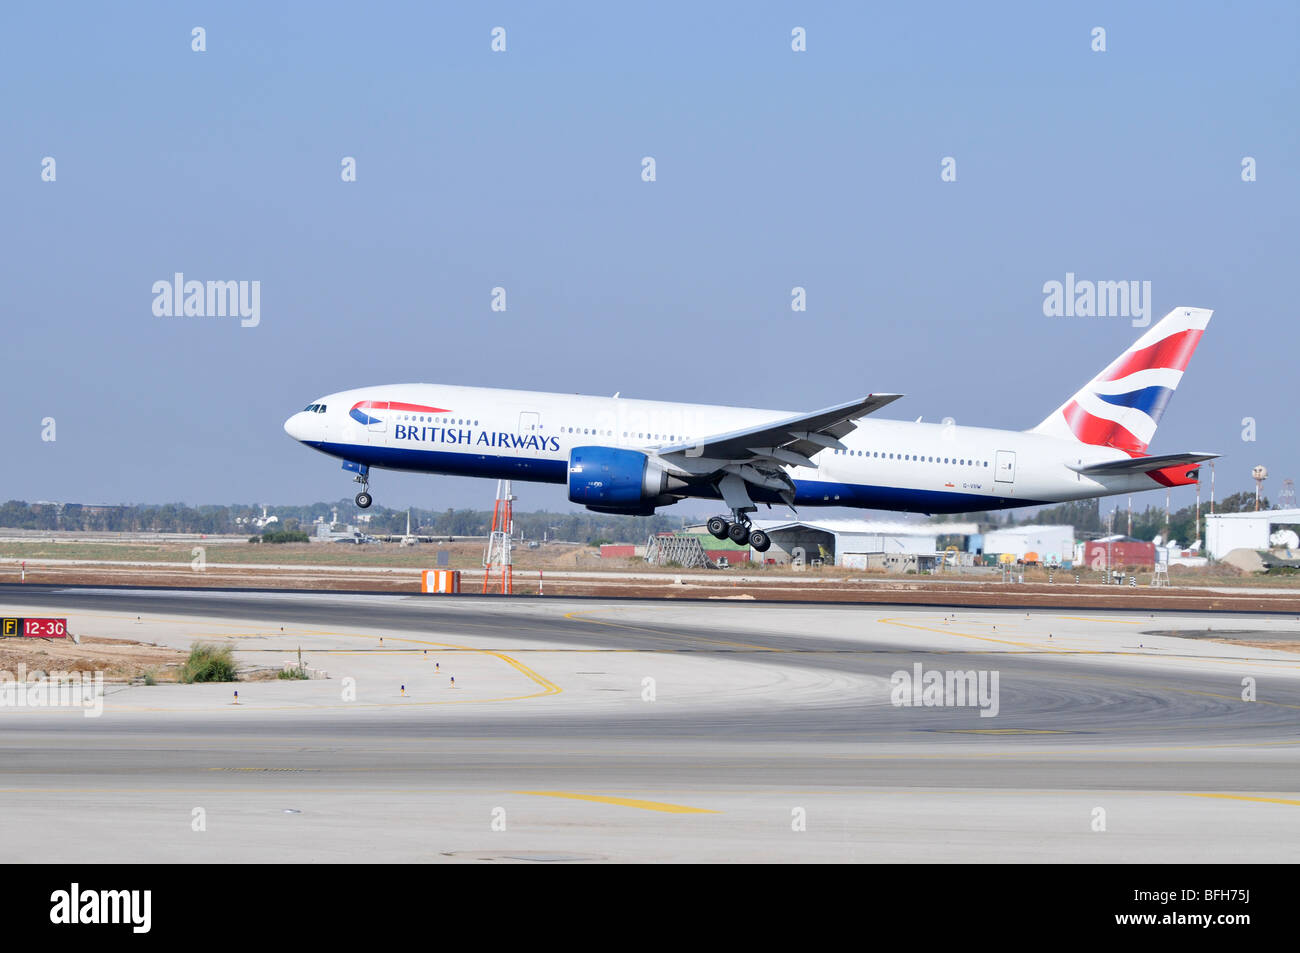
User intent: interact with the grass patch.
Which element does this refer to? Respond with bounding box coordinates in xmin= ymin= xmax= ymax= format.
xmin=180 ymin=642 xmax=238 ymax=683
xmin=277 ymin=665 xmax=309 ymax=680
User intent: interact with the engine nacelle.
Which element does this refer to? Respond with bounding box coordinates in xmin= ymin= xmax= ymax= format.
xmin=567 ymin=446 xmax=679 ymax=512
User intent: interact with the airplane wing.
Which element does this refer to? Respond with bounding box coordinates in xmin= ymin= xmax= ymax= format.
xmin=656 ymin=393 xmax=903 ymax=508
xmin=1069 ymin=451 xmax=1219 ymax=476
xmin=657 ymin=394 xmax=903 ymax=462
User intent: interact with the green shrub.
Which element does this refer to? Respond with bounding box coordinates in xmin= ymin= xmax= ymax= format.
xmin=261 ymin=530 xmax=310 ymax=544
xmin=180 ymin=643 xmax=238 ymax=683
xmin=278 ymin=665 xmax=309 ymax=680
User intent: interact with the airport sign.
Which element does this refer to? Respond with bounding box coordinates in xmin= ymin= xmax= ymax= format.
xmin=1 ymin=617 xmax=68 ymax=638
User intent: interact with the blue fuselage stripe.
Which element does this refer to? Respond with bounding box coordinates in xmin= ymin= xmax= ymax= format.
xmin=306 ymin=441 xmax=1042 ymax=513
xmin=308 ymin=441 xmax=569 ymax=483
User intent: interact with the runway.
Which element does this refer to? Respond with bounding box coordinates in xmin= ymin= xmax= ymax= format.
xmin=2 ymin=585 xmax=1298 ymax=862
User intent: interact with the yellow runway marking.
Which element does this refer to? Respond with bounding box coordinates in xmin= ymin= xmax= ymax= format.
xmin=1183 ymin=793 xmax=1300 ymax=807
xmin=936 ymin=729 xmax=1070 ymax=735
xmin=879 ymin=616 xmax=1300 ymax=671
xmin=879 ymin=617 xmax=1053 ymax=651
xmin=1054 ymin=616 xmax=1144 ymax=624
xmin=185 ymin=633 xmax=287 ymax=639
xmin=57 ymin=619 xmax=563 ymax=711
xmin=828 ymin=737 xmax=1300 ymax=758
xmin=514 ymin=791 xmax=720 ymax=814
xmin=229 ymin=628 xmax=562 ymax=699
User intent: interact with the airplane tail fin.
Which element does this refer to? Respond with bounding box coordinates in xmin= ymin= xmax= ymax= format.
xmin=1029 ymin=307 xmax=1212 ymax=454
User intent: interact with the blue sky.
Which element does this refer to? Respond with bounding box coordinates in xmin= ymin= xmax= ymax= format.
xmin=4 ymin=2 xmax=1297 ymax=517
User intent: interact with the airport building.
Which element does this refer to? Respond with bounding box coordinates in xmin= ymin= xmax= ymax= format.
xmin=1081 ymin=535 xmax=1157 ymax=569
xmin=1205 ymin=508 xmax=1300 ymax=560
xmin=746 ymin=518 xmax=978 ymax=568
xmin=977 ymin=525 xmax=1075 ymax=563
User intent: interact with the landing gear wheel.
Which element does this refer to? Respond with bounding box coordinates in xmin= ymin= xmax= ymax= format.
xmin=749 ymin=529 xmax=771 ymax=553
xmin=355 ymin=491 xmax=373 ymax=509
xmin=727 ymin=522 xmax=750 ymax=546
xmin=706 ymin=516 xmax=730 ymax=540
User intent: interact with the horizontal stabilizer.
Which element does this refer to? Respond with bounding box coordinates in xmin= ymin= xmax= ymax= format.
xmin=1069 ymin=451 xmax=1219 ymax=476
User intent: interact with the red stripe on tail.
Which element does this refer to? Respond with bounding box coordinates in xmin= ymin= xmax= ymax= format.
xmin=1062 ymin=400 xmax=1149 ymax=453
xmin=1099 ymin=329 xmax=1204 ymax=382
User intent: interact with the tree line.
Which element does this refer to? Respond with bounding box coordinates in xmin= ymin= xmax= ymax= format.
xmin=936 ymin=490 xmax=1273 ymax=544
xmin=0 ymin=499 xmax=687 ymax=544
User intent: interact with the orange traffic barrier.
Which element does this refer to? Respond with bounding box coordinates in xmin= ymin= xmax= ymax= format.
xmin=422 ymin=570 xmax=461 ymax=594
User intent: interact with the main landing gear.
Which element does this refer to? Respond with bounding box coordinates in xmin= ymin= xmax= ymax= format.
xmin=707 ymin=513 xmax=771 ymax=552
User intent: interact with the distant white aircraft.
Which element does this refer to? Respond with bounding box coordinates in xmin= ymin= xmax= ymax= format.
xmin=285 ymin=307 xmax=1217 ymax=553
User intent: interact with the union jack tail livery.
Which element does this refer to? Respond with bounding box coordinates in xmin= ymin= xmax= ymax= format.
xmin=1030 ymin=307 xmax=1212 ymax=455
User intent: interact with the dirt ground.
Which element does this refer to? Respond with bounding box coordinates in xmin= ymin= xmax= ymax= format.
xmin=0 ymin=635 xmax=189 ymax=682
xmin=6 ymin=560 xmax=1300 ymax=613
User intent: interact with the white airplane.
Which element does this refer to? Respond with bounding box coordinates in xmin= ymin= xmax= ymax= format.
xmin=285 ymin=307 xmax=1217 ymax=553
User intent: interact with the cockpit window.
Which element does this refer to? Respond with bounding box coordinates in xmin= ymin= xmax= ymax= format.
xmin=316 ymin=404 xmax=326 ymax=413
xmin=303 ymin=404 xmax=316 ymax=412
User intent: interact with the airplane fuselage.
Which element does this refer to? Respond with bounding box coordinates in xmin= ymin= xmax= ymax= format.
xmin=285 ymin=383 xmax=1175 ymax=514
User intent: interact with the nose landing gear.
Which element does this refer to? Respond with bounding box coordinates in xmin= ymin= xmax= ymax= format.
xmin=347 ymin=465 xmax=373 ymax=509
